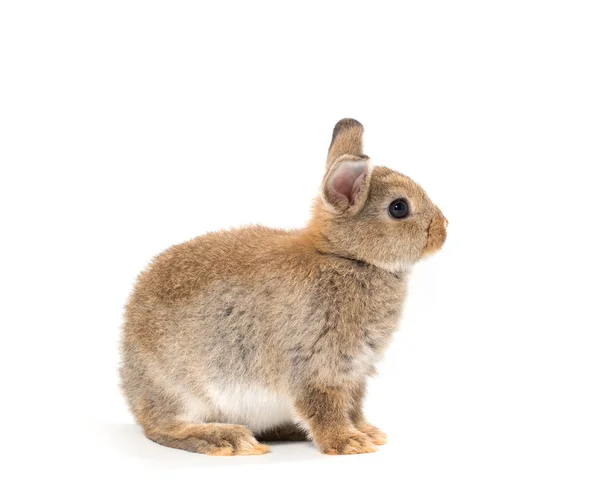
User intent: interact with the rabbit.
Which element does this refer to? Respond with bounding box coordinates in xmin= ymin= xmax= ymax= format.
xmin=120 ymin=118 xmax=447 ymax=456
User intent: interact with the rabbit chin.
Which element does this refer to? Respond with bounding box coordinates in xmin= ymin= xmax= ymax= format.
xmin=369 ymin=258 xmax=413 ymax=274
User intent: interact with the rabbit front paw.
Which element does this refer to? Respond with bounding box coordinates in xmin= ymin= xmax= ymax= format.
xmin=356 ymin=422 xmax=388 ymax=445
xmin=319 ymin=430 xmax=377 ymax=455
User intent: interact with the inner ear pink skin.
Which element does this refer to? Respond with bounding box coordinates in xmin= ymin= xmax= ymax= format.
xmin=328 ymin=161 xmax=368 ymax=206
xmin=350 ymin=170 xmax=367 ymax=203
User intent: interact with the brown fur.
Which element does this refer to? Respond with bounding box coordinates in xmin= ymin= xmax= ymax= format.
xmin=120 ymin=118 xmax=447 ymax=455
xmin=327 ymin=118 xmax=364 ymax=168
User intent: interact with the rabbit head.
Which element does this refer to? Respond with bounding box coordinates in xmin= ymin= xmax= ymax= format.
xmin=309 ymin=118 xmax=447 ymax=272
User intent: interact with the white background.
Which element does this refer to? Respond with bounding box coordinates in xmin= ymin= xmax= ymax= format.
xmin=1 ymin=1 xmax=599 ymax=493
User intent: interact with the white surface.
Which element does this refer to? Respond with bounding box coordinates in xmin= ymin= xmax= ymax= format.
xmin=1 ymin=1 xmax=599 ymax=493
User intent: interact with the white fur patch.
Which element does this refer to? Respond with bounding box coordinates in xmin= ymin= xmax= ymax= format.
xmin=206 ymin=382 xmax=294 ymax=433
xmin=176 ymin=391 xmax=212 ymax=423
xmin=351 ymin=345 xmax=377 ymax=376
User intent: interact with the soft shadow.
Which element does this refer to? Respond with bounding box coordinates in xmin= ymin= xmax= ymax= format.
xmin=94 ymin=422 xmax=322 ymax=467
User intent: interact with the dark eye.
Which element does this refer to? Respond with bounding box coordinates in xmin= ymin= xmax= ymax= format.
xmin=388 ymin=198 xmax=410 ymax=219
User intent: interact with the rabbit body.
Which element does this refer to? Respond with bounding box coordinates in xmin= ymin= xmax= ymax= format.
xmin=121 ymin=227 xmax=405 ymax=432
xmin=121 ymin=119 xmax=447 ymax=455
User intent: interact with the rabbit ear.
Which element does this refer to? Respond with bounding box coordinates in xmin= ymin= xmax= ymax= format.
xmin=327 ymin=118 xmax=364 ymax=169
xmin=322 ymin=155 xmax=372 ymax=213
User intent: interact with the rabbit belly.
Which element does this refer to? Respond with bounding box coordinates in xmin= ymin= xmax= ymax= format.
xmin=204 ymin=382 xmax=295 ymax=433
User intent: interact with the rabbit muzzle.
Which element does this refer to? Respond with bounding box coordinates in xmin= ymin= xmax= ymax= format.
xmin=422 ymin=210 xmax=447 ymax=257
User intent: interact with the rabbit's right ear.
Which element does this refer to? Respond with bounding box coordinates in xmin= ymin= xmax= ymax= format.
xmin=322 ymin=155 xmax=372 ymax=214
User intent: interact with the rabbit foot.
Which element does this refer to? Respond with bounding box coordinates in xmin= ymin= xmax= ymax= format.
xmin=356 ymin=422 xmax=388 ymax=445
xmin=320 ymin=431 xmax=377 ymax=455
xmin=146 ymin=423 xmax=270 ymax=456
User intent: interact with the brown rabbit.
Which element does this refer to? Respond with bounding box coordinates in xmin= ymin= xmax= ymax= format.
xmin=120 ymin=119 xmax=447 ymax=456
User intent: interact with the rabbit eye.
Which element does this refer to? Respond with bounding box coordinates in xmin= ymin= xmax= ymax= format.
xmin=388 ymin=199 xmax=410 ymax=219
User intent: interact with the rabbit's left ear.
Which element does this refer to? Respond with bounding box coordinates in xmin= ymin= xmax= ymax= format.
xmin=322 ymin=155 xmax=372 ymax=213
xmin=327 ymin=118 xmax=365 ymax=169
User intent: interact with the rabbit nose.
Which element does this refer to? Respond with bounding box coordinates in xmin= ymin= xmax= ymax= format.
xmin=423 ymin=212 xmax=447 ymax=256
xmin=435 ymin=207 xmax=448 ymax=228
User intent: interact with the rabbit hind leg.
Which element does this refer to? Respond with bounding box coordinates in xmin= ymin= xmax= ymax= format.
xmin=121 ymin=347 xmax=270 ymax=455
xmin=132 ymin=393 xmax=269 ymax=455
xmin=132 ymin=389 xmax=269 ymax=455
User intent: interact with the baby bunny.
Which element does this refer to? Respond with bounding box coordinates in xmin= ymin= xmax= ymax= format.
xmin=120 ymin=118 xmax=447 ymax=455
